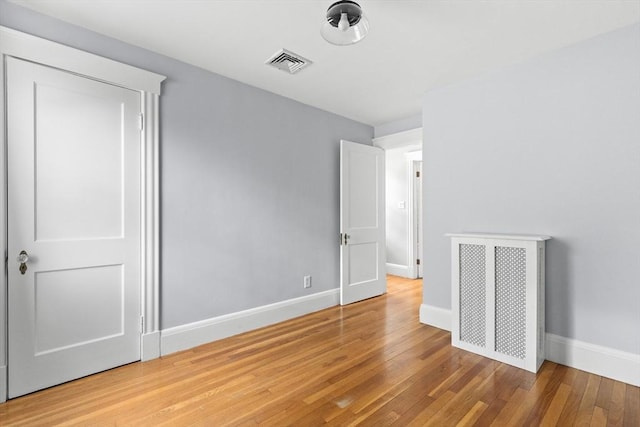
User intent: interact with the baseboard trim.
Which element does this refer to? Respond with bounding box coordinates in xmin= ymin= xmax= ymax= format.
xmin=141 ymin=331 xmax=161 ymax=361
xmin=0 ymin=365 xmax=6 ymax=403
xmin=419 ymin=303 xmax=451 ymax=331
xmin=161 ymin=289 xmax=340 ymax=356
xmin=545 ymin=333 xmax=640 ymax=387
xmin=386 ymin=263 xmax=409 ymax=278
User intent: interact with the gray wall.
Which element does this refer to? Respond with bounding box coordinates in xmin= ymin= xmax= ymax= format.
xmin=374 ymin=114 xmax=422 ymax=138
xmin=422 ymin=23 xmax=640 ymax=354
xmin=0 ymin=0 xmax=373 ymax=329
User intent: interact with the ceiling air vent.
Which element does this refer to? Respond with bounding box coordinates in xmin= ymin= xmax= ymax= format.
xmin=266 ymin=49 xmax=312 ymax=74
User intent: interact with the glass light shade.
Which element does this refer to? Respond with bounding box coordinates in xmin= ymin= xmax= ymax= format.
xmin=321 ymin=1 xmax=369 ymax=46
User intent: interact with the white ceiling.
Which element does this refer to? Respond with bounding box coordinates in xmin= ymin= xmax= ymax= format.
xmin=9 ymin=0 xmax=640 ymax=126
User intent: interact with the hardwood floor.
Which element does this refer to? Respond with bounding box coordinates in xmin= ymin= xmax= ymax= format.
xmin=1 ymin=275 xmax=638 ymax=426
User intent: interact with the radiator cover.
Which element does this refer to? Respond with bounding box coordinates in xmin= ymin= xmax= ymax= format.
xmin=449 ymin=233 xmax=550 ymax=372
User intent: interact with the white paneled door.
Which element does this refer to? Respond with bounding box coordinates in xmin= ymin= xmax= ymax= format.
xmin=340 ymin=140 xmax=386 ymax=305
xmin=7 ymin=57 xmax=142 ymax=398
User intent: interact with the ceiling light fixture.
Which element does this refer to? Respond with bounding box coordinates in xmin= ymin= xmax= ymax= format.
xmin=321 ymin=1 xmax=369 ymax=46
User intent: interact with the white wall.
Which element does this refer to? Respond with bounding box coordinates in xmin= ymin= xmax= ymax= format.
xmin=422 ymin=23 xmax=640 ymax=356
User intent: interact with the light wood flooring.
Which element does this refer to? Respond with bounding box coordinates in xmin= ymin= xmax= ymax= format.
xmin=1 ymin=275 xmax=638 ymax=426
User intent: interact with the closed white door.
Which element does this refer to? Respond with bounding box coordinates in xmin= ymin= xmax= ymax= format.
xmin=7 ymin=57 xmax=142 ymax=398
xmin=340 ymin=140 xmax=386 ymax=305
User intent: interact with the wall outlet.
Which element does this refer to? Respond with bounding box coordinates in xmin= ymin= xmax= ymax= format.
xmin=303 ymin=275 xmax=312 ymax=288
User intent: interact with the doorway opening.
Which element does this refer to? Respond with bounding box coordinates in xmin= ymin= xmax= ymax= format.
xmin=373 ymin=128 xmax=423 ymax=280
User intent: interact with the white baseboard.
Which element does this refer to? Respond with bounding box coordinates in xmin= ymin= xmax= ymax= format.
xmin=0 ymin=365 xmax=6 ymax=403
xmin=545 ymin=333 xmax=640 ymax=387
xmin=141 ymin=331 xmax=161 ymax=361
xmin=161 ymin=289 xmax=340 ymax=356
xmin=419 ymin=303 xmax=451 ymax=331
xmin=386 ymin=263 xmax=410 ymax=278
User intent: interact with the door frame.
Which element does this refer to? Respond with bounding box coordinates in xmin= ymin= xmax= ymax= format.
xmin=410 ymin=158 xmax=423 ymax=278
xmin=0 ymin=26 xmax=166 ymax=402
xmin=373 ymin=128 xmax=423 ymax=279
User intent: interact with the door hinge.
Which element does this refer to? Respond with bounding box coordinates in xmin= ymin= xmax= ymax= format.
xmin=138 ymin=113 xmax=144 ymax=131
xmin=417 ymin=259 xmax=421 ymax=265
xmin=416 ymin=171 xmax=420 ymax=178
xmin=140 ymin=316 xmax=145 ymax=333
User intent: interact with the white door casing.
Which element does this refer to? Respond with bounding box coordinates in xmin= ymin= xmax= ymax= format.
xmin=405 ymin=152 xmax=422 ymax=279
xmin=0 ymin=26 xmax=165 ymax=402
xmin=340 ymin=140 xmax=386 ymax=305
xmin=414 ymin=161 xmax=423 ymax=278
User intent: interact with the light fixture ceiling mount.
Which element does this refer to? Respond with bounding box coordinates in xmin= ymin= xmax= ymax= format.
xmin=321 ymin=1 xmax=369 ymax=46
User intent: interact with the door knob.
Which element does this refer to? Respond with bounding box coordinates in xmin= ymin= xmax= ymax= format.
xmin=17 ymin=250 xmax=29 ymax=275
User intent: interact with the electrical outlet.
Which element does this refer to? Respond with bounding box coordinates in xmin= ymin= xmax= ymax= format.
xmin=303 ymin=275 xmax=312 ymax=288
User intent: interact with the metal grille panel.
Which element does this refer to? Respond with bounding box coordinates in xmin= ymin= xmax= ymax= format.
xmin=265 ymin=49 xmax=312 ymax=74
xmin=459 ymin=244 xmax=486 ymax=347
xmin=495 ymin=246 xmax=526 ymax=359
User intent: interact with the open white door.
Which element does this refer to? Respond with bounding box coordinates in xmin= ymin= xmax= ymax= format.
xmin=340 ymin=140 xmax=386 ymax=305
xmin=7 ymin=57 xmax=142 ymax=398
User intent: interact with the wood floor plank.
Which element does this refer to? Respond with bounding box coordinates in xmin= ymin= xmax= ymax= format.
xmin=455 ymin=400 xmax=489 ymax=426
xmin=489 ymin=386 xmax=529 ymax=426
xmin=471 ymin=398 xmax=507 ymax=427
xmin=595 ymin=376 xmax=615 ymax=410
xmin=590 ymin=406 xmax=608 ymax=427
xmin=574 ymin=374 xmax=602 ymax=426
xmin=424 ymin=375 xmax=487 ymax=425
xmin=608 ymin=380 xmax=627 ymax=426
xmin=556 ymin=368 xmax=590 ymax=425
xmin=0 ymin=275 xmax=638 ymax=426
xmin=521 ymin=362 xmax=563 ymax=425
xmin=624 ymin=384 xmax=640 ymax=427
xmin=502 ymin=360 xmax=556 ymax=425
xmin=405 ymin=390 xmax=458 ymax=426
